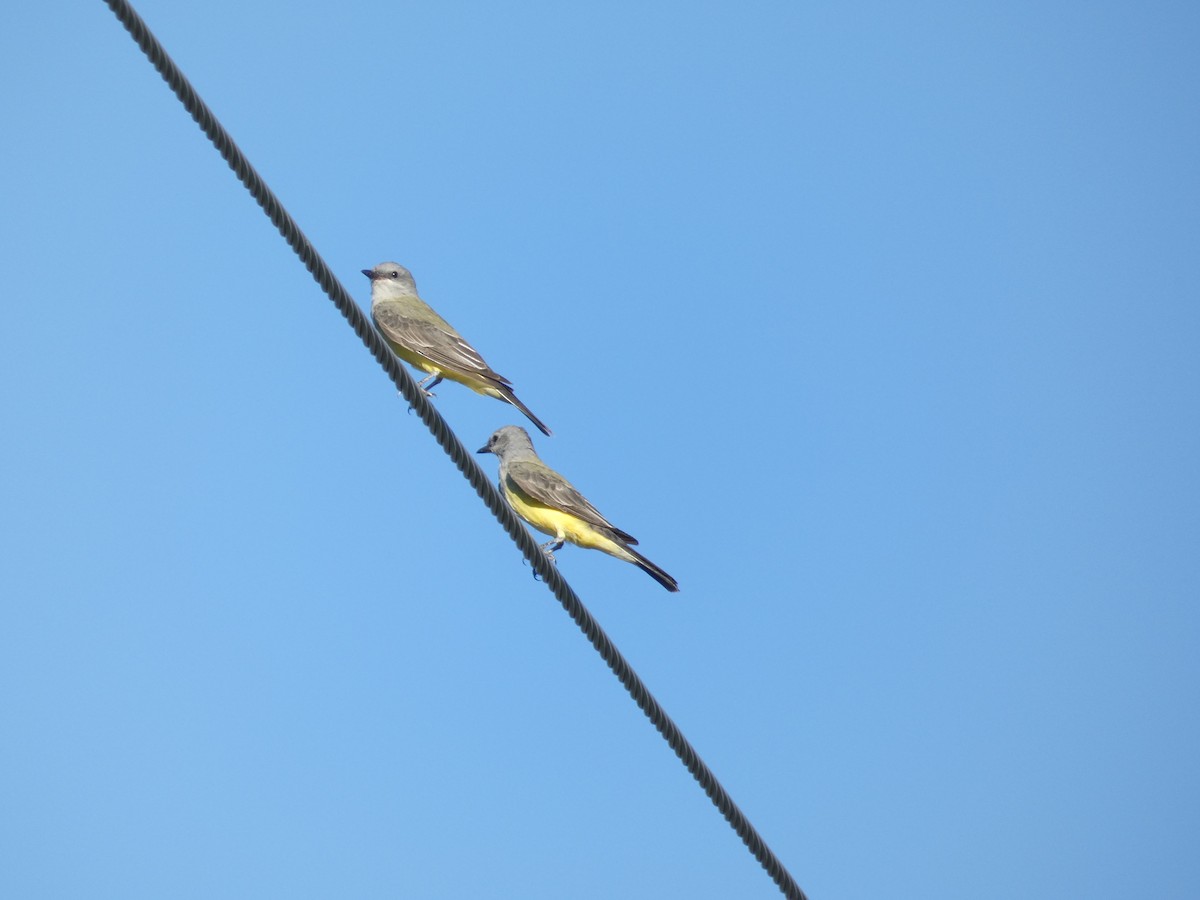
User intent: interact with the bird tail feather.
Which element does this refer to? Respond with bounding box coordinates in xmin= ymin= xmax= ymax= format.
xmin=628 ymin=547 xmax=679 ymax=593
xmin=498 ymin=386 xmax=552 ymax=437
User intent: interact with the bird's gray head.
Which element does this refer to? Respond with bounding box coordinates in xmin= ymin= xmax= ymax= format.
xmin=476 ymin=425 xmax=538 ymax=460
xmin=361 ymin=261 xmax=418 ymax=296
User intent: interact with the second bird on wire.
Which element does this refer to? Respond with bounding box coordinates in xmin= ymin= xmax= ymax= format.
xmin=479 ymin=426 xmax=679 ymax=592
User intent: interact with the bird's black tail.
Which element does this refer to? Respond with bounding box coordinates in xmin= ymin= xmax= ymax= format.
xmin=500 ymin=386 xmax=552 ymax=437
xmin=628 ymin=546 xmax=679 ymax=593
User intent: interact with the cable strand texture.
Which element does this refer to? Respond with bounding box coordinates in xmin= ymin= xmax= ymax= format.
xmin=101 ymin=3 xmax=807 ymax=897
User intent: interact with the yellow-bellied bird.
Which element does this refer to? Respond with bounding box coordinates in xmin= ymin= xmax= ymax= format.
xmin=478 ymin=426 xmax=678 ymax=592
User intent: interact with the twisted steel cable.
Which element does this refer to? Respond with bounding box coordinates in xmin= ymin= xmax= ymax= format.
xmin=101 ymin=2 xmax=807 ymax=897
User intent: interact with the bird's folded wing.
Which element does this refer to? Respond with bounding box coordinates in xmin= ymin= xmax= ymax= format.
xmin=374 ymin=305 xmax=510 ymax=384
xmin=507 ymin=461 xmax=638 ymax=545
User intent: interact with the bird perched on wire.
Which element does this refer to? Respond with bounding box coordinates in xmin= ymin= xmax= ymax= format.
xmin=478 ymin=425 xmax=679 ymax=592
xmin=364 ymin=262 xmax=551 ymax=436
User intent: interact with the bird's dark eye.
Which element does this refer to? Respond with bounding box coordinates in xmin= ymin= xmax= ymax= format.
xmin=389 ymin=271 xmax=399 ymax=278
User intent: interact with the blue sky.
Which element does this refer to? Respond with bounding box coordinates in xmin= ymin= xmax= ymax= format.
xmin=2 ymin=2 xmax=1198 ymax=897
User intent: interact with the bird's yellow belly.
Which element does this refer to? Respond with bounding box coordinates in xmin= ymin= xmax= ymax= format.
xmin=388 ymin=343 xmax=438 ymax=375
xmin=503 ymin=483 xmax=626 ymax=557
xmin=388 ymin=343 xmax=498 ymax=396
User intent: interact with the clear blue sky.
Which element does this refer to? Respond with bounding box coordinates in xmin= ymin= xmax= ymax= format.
xmin=2 ymin=2 xmax=1198 ymax=898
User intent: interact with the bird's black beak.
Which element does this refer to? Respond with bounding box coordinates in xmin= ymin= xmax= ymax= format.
xmin=476 ymin=444 xmax=491 ymax=454
xmin=361 ymin=269 xmax=374 ymax=279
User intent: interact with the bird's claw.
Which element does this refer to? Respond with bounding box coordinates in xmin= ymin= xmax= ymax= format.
xmin=417 ymin=374 xmax=443 ymax=397
xmin=528 ymin=542 xmax=561 ymax=582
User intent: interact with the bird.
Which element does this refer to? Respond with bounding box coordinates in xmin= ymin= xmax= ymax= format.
xmin=363 ymin=262 xmax=551 ymax=436
xmin=478 ymin=425 xmax=679 ymax=592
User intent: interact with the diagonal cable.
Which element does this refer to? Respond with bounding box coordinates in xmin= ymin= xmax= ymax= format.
xmin=100 ymin=2 xmax=808 ymax=897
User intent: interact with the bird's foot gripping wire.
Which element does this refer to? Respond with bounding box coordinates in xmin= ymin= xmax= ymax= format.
xmin=397 ymin=373 xmax=444 ymax=413
xmin=530 ymin=540 xmax=564 ymax=581
xmin=416 ymin=373 xmax=443 ymax=397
